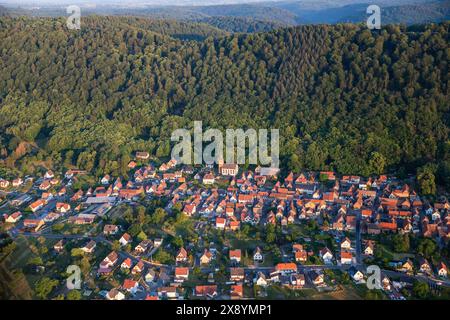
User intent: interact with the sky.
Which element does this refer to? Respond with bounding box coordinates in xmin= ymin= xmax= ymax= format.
xmin=1 ymin=0 xmax=282 ymax=5
xmin=0 ymin=0 xmax=435 ymax=8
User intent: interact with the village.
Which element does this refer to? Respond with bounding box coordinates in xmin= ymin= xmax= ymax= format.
xmin=0 ymin=152 xmax=449 ymax=300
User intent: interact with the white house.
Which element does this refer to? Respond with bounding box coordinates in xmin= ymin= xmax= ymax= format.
xmin=5 ymin=211 xmax=22 ymax=223
xmin=438 ymin=262 xmax=448 ymax=278
xmin=119 ymin=233 xmax=131 ymax=246
xmin=44 ymin=170 xmax=55 ymax=179
xmin=341 ymin=237 xmax=352 ymax=250
xmin=254 ymin=272 xmax=268 ymax=287
xmin=253 ymin=247 xmax=263 ymax=262
xmin=106 ymin=289 xmax=125 ymax=300
xmin=320 ymin=248 xmax=333 ymax=264
xmin=348 ymin=267 xmax=365 ymax=283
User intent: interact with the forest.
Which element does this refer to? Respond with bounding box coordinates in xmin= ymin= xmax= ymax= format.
xmin=0 ymin=16 xmax=448 ymax=191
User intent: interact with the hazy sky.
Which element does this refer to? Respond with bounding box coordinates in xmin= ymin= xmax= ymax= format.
xmin=1 ymin=0 xmax=435 ymax=8
xmin=1 ymin=0 xmax=282 ymax=5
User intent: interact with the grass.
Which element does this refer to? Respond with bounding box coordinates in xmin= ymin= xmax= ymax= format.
xmin=378 ymin=244 xmax=414 ymax=261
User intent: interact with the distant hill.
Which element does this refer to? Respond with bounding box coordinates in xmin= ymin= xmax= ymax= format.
xmin=196 ymin=16 xmax=289 ymax=32
xmin=273 ymin=0 xmax=449 ymax=24
xmin=2 ymin=1 xmax=448 ymax=31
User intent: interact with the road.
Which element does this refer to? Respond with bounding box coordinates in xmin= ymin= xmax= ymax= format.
xmin=355 ymin=210 xmax=362 ymax=265
xmin=8 ymin=226 xmax=450 ymax=289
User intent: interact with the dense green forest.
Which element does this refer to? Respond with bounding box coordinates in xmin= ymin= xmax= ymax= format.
xmin=0 ymin=16 xmax=448 ymax=188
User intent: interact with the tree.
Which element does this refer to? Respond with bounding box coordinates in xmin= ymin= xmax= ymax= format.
xmin=417 ymin=238 xmax=437 ymax=259
xmin=151 ymin=208 xmax=167 ymax=225
xmin=136 ymin=206 xmax=146 ymax=225
xmin=417 ymin=165 xmax=437 ymax=196
xmin=412 ymin=280 xmax=429 ymax=299
xmin=369 ymin=152 xmax=386 ymax=175
xmin=71 ymin=248 xmax=84 ymax=257
xmin=111 ymin=240 xmax=121 ymax=251
xmin=137 ymin=231 xmax=147 ymax=241
xmin=265 ymin=224 xmax=276 ymax=244
xmin=35 ymin=277 xmax=59 ymax=299
xmin=171 ymin=236 xmax=184 ymax=249
xmin=67 ymin=290 xmax=82 ymax=300
xmin=392 ymin=234 xmax=410 ymax=253
xmin=27 ymin=256 xmax=43 ymax=266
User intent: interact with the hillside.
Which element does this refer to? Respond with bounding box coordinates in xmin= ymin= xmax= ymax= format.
xmin=0 ymin=17 xmax=448 ymax=187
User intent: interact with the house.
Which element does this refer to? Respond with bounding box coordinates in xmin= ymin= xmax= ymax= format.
xmin=229 ymin=249 xmax=242 ymax=263
xmin=12 ymin=178 xmax=23 ymax=187
xmin=340 ymin=237 xmax=352 ymax=250
xmin=295 ymin=250 xmax=307 ymax=263
xmin=29 ymin=199 xmax=46 ymax=213
xmin=381 ymin=274 xmax=391 ymax=291
xmin=203 ymin=174 xmax=215 ymax=185
xmin=174 ymin=267 xmax=190 ymax=283
xmin=176 ymin=247 xmax=188 ymax=263
xmin=54 ymin=240 xmax=64 ymax=253
xmin=399 ymin=259 xmax=414 ymax=273
xmin=145 ymin=269 xmax=156 ymax=283
xmin=136 ymin=151 xmax=150 ymax=160
xmin=183 ymin=204 xmax=196 ymax=216
xmin=56 ymin=202 xmax=71 ymax=213
xmin=158 ymin=287 xmax=179 ymax=299
xmin=132 ymin=260 xmax=145 ymax=275
xmin=419 ymin=257 xmax=432 ymax=274
xmin=81 ymin=240 xmax=96 ymax=253
xmin=253 ymin=247 xmax=263 ymax=262
xmin=103 ymin=224 xmax=119 ymax=235
xmin=121 ymin=258 xmax=132 ymax=269
xmin=341 ymin=251 xmax=353 ymax=265
xmin=320 ymin=248 xmax=334 ymax=264
xmin=195 ymin=285 xmax=218 ymax=299
xmin=254 ymin=272 xmax=268 ymax=287
xmin=119 ymin=233 xmax=131 ymax=246
xmin=39 ymin=181 xmax=51 ymax=191
xmin=290 ymin=273 xmax=305 ymax=289
xmin=228 ymin=220 xmax=240 ymax=231
xmin=135 ymin=240 xmax=152 ymax=254
xmin=220 ymin=163 xmax=239 ymax=176
xmin=230 ymin=267 xmax=245 ymax=282
xmin=230 ymin=284 xmax=243 ymax=299
xmin=101 ymin=175 xmax=110 ymax=185
xmin=348 ymin=267 xmax=365 ymax=282
xmin=0 ymin=179 xmax=10 ymax=189
xmin=106 ymin=289 xmax=125 ymax=301
xmin=23 ymin=219 xmax=45 ymax=232
xmin=200 ymin=249 xmax=213 ymax=265
xmin=216 ymin=217 xmax=226 ymax=229
xmin=275 ymin=263 xmax=297 ymax=275
xmin=44 ymin=170 xmax=54 ymax=179
xmin=122 ymin=279 xmax=139 ymax=294
xmin=100 ymin=251 xmax=118 ymax=272
xmin=438 ymin=262 xmax=448 ymax=278
xmin=309 ymin=271 xmax=324 ymax=286
xmin=364 ymin=241 xmax=375 ymax=256
xmin=5 ymin=211 xmax=22 ymax=223
xmin=154 ymin=238 xmax=163 ymax=247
